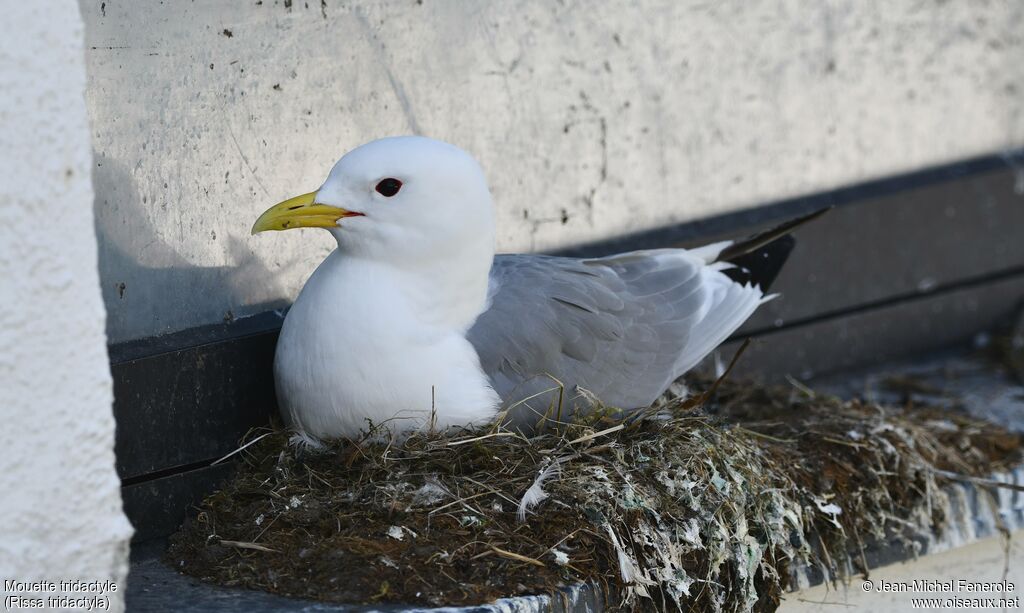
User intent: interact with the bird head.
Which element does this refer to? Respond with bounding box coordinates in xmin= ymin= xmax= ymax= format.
xmin=252 ymin=136 xmax=496 ymax=267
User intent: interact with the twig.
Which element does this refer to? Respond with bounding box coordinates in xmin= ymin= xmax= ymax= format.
xmin=463 ymin=477 xmax=521 ymax=507
xmin=816 ymin=435 xmax=867 ymax=448
xmin=446 ymin=432 xmax=518 ymax=447
xmin=429 ymin=492 xmax=494 ymax=515
xmin=566 ymin=424 xmax=624 ymax=445
xmin=252 ymin=512 xmax=281 ymax=542
xmin=699 ymin=338 xmax=751 ymax=401
xmin=489 ymin=546 xmax=545 ymax=567
xmin=785 ymin=375 xmax=816 ymax=399
xmin=491 ymin=381 xmax=565 ymax=432
xmin=534 ymin=374 xmax=568 ymax=432
xmin=933 ymin=469 xmax=1024 ymax=492
xmin=211 ymin=432 xmax=273 ymax=466
xmin=736 ymin=427 xmax=796 ymax=444
xmin=220 ymin=540 xmax=279 ymax=553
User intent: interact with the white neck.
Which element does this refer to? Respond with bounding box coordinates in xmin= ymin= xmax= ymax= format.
xmin=328 ymin=224 xmax=495 ymax=332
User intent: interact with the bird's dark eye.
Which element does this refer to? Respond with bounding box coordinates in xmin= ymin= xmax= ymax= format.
xmin=375 ymin=178 xmax=403 ymax=197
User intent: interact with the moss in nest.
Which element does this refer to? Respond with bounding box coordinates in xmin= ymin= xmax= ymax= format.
xmin=167 ymin=375 xmax=1021 ymax=612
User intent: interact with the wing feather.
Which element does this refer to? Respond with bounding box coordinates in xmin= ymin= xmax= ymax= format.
xmin=466 ymin=251 xmax=765 ymax=428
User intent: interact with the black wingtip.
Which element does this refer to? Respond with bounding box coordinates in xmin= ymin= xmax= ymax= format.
xmin=720 ymin=235 xmax=795 ymax=292
xmin=715 ymin=207 xmax=830 ymax=264
xmin=717 ymin=207 xmax=829 ymax=292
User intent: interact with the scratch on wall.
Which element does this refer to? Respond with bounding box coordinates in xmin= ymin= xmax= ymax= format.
xmin=353 ymin=7 xmax=422 ymax=135
xmin=227 ymin=124 xmax=271 ymax=198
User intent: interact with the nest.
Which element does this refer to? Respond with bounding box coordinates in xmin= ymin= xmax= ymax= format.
xmin=168 ymin=368 xmax=1021 ymax=612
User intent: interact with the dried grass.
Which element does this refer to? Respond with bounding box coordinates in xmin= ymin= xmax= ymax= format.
xmin=168 ymin=371 xmax=1021 ymax=611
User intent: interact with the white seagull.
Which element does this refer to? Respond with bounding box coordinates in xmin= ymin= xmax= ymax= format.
xmin=252 ymin=137 xmax=819 ymax=442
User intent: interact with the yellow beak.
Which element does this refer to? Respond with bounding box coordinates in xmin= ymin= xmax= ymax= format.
xmin=250 ymin=191 xmax=362 ymax=234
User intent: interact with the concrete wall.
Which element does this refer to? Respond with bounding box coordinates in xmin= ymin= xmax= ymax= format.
xmin=0 ymin=2 xmax=131 ymax=611
xmin=780 ymin=533 xmax=1024 ymax=612
xmin=81 ymin=0 xmax=1024 ymax=343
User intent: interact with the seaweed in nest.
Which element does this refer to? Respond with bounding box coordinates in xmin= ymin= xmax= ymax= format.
xmin=167 ymin=371 xmax=1022 ymax=612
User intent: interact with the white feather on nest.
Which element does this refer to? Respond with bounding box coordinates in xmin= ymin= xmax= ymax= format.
xmin=516 ymin=459 xmax=561 ymax=522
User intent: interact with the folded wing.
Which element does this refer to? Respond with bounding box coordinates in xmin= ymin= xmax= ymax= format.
xmin=467 ymin=250 xmax=765 ymax=427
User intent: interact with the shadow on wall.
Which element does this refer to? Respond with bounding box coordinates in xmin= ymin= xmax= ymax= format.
xmin=91 ymin=153 xmax=292 ymax=345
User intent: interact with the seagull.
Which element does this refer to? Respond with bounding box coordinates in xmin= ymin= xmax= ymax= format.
xmin=252 ymin=137 xmax=821 ymax=441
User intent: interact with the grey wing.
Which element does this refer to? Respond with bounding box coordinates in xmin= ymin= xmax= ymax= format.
xmin=466 ymin=251 xmax=765 ymax=427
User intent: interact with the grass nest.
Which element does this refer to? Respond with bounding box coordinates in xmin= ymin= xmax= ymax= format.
xmin=168 ymin=366 xmax=1022 ymax=612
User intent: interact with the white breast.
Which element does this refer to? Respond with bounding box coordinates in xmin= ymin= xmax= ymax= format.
xmin=274 ymin=251 xmax=501 ymax=441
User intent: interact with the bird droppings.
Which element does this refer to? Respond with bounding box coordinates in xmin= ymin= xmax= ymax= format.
xmin=221 ymin=29 xmax=233 ymax=38
xmin=168 ymin=373 xmax=1021 ymax=611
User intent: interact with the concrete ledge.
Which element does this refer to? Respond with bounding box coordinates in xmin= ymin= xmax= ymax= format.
xmin=125 ymin=347 xmax=1024 ymax=612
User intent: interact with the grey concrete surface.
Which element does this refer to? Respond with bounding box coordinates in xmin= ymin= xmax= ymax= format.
xmin=780 ymin=533 xmax=1024 ymax=612
xmin=80 ymin=1 xmax=1024 ymax=343
xmin=128 ymin=551 xmax=602 ymax=613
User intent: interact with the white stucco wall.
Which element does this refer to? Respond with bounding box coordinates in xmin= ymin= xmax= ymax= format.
xmin=0 ymin=2 xmax=131 ymax=611
xmin=81 ymin=0 xmax=1024 ymax=343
